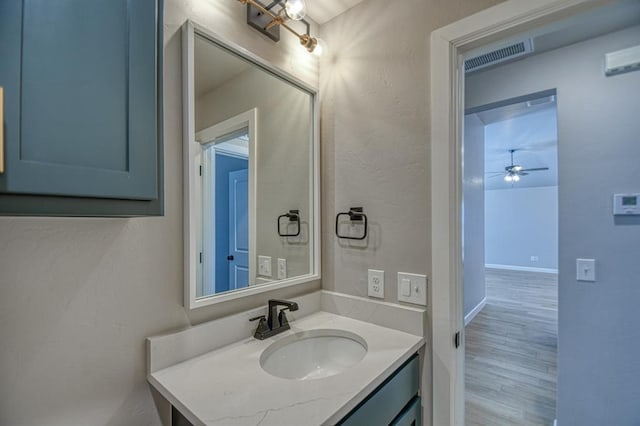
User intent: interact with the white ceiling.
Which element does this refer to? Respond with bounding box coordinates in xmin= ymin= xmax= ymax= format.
xmin=477 ymin=98 xmax=558 ymax=191
xmin=467 ymin=0 xmax=640 ymax=74
xmin=306 ymin=0 xmax=365 ymax=25
xmin=532 ymin=0 xmax=640 ymax=56
xmin=194 ymin=34 xmax=250 ymax=97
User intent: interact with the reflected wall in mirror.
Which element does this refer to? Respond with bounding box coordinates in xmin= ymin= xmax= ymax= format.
xmin=183 ymin=21 xmax=319 ymax=309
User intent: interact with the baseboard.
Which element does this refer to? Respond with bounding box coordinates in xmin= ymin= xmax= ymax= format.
xmin=464 ymin=297 xmax=487 ymax=326
xmin=485 ymin=263 xmax=558 ymax=274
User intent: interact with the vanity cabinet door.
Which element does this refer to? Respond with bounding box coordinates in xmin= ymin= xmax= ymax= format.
xmin=339 ymin=355 xmax=420 ymax=426
xmin=0 ymin=0 xmax=163 ymax=216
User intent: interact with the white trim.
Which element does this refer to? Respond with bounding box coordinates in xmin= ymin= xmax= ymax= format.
xmin=214 ymin=145 xmax=248 ymax=159
xmin=463 ymin=297 xmax=486 ymax=327
xmin=430 ymin=1 xmax=609 ymax=425
xmin=485 ymin=264 xmax=558 ymax=274
xmin=554 ymin=419 xmax=558 ymax=426
xmin=182 ymin=21 xmax=321 ymax=310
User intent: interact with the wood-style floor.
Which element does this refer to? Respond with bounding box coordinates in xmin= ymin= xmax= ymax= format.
xmin=465 ymin=268 xmax=558 ymax=426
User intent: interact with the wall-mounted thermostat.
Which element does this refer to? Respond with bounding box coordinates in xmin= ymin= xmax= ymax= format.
xmin=613 ymin=194 xmax=640 ymax=215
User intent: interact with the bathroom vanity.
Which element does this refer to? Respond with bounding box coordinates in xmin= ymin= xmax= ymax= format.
xmin=147 ymin=291 xmax=426 ymax=426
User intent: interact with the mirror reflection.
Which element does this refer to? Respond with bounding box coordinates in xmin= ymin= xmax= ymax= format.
xmin=193 ymin=32 xmax=314 ymax=299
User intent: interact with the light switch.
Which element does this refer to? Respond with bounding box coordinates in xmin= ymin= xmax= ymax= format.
xmin=397 ymin=272 xmax=427 ymax=306
xmin=576 ymin=258 xmax=596 ymax=282
xmin=401 ymin=278 xmax=411 ymax=297
xmin=277 ymin=258 xmax=287 ymax=280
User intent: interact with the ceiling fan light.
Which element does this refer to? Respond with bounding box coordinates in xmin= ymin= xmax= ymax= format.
xmin=513 ymin=165 xmax=523 ymax=171
xmin=504 ymin=174 xmax=513 ymax=182
xmin=512 ymin=174 xmax=521 ymax=182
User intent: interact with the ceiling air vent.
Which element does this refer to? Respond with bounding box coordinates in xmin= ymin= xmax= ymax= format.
xmin=465 ymin=39 xmax=534 ymax=73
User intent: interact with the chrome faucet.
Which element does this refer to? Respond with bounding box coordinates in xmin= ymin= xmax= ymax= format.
xmin=249 ymin=299 xmax=299 ymax=340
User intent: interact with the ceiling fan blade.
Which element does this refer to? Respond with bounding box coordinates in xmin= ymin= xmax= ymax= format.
xmin=520 ymin=172 xmax=529 ymax=176
xmin=487 ymin=174 xmax=505 ymax=178
xmin=521 ymin=167 xmax=550 ymax=172
xmin=484 ymin=171 xmax=504 ymax=174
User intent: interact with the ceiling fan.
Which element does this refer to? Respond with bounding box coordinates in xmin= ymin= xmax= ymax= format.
xmin=488 ymin=149 xmax=549 ymax=183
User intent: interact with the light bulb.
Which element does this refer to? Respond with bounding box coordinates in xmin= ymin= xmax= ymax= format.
xmin=512 ymin=174 xmax=520 ymax=182
xmin=513 ymin=165 xmax=522 ymax=171
xmin=504 ymin=175 xmax=513 ymax=182
xmin=284 ymin=0 xmax=306 ymax=20
xmin=312 ymin=38 xmax=326 ymax=57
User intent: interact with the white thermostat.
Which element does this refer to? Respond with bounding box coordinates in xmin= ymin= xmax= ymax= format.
xmin=613 ymin=194 xmax=640 ymax=215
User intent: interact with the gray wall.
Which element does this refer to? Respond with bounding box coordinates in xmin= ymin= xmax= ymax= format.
xmin=463 ymin=114 xmax=486 ymax=318
xmin=197 ymin=66 xmax=312 ymax=281
xmin=485 ymin=186 xmax=558 ymax=270
xmin=467 ymin=25 xmax=640 ymax=426
xmin=0 ymin=2 xmax=320 ymax=425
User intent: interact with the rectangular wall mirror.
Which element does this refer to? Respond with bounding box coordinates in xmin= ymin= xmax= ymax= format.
xmin=182 ymin=21 xmax=320 ymax=309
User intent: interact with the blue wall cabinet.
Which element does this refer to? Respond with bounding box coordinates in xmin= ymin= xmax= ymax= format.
xmin=0 ymin=0 xmax=163 ymax=216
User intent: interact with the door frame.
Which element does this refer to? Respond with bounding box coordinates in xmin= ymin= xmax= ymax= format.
xmin=195 ymin=110 xmax=256 ymax=299
xmin=429 ymin=0 xmax=610 ymax=424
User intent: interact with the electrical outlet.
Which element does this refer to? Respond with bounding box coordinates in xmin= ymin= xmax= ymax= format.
xmin=277 ymin=258 xmax=287 ymax=280
xmin=531 ymin=255 xmax=539 ymax=262
xmin=368 ymin=269 xmax=385 ymax=298
xmin=258 ymin=255 xmax=272 ymax=277
xmin=397 ymin=272 xmax=427 ymax=306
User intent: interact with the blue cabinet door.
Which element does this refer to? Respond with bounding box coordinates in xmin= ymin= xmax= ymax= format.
xmin=0 ymin=0 xmax=160 ymax=201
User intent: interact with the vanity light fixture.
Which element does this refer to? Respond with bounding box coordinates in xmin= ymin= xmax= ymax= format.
xmin=238 ymin=0 xmax=325 ymax=55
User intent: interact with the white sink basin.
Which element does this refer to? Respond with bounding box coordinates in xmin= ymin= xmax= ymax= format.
xmin=260 ymin=329 xmax=368 ymax=380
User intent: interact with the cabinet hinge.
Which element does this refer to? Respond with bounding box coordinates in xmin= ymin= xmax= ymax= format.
xmin=454 ymin=331 xmax=461 ymax=349
xmin=199 ymin=165 xmax=202 ymax=176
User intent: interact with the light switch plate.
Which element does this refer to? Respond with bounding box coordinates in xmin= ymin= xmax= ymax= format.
xmin=576 ymin=258 xmax=596 ymax=282
xmin=397 ymin=272 xmax=427 ymax=306
xmin=258 ymin=255 xmax=272 ymax=277
xmin=368 ymin=269 xmax=385 ymax=298
xmin=277 ymin=258 xmax=287 ymax=280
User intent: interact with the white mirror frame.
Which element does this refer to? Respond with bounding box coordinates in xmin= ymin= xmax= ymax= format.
xmin=182 ymin=20 xmax=320 ymax=309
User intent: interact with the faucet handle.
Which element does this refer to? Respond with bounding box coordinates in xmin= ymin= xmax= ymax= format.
xmin=278 ymin=308 xmax=291 ymax=329
xmin=249 ymin=315 xmax=266 ymax=322
xmin=249 ymin=315 xmax=270 ymax=340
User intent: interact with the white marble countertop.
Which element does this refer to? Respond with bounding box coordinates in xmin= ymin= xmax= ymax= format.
xmin=148 ymin=311 xmax=424 ymax=426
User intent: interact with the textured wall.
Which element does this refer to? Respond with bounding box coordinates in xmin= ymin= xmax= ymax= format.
xmin=467 ymin=25 xmax=640 ymax=426
xmin=318 ymin=0 xmax=504 ymax=423
xmin=0 ymin=1 xmax=319 ymax=425
xmin=319 ymin=0 xmax=504 ymax=300
xmin=463 ymin=114 xmax=486 ymax=318
xmin=485 ymin=186 xmax=559 ymax=270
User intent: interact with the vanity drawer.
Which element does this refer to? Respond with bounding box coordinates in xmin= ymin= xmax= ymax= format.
xmin=391 ymin=396 xmax=422 ymax=426
xmin=339 ymin=354 xmax=420 ymax=426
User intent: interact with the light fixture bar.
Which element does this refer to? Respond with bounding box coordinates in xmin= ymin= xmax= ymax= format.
xmin=238 ymin=0 xmax=319 ymax=53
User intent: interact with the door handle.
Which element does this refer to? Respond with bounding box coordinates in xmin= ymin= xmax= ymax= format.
xmin=227 ymin=255 xmax=234 ymax=261
xmin=0 ymin=86 xmax=4 ymax=174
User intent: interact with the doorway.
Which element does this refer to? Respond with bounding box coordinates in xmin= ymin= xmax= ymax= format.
xmin=430 ymin=1 xmax=640 ymax=424
xmin=463 ymin=92 xmax=559 ymax=424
